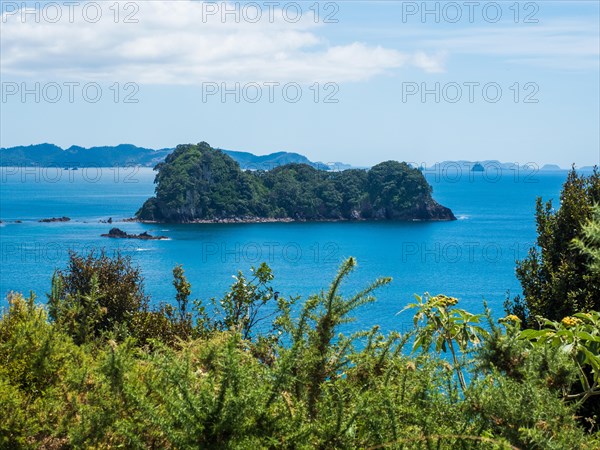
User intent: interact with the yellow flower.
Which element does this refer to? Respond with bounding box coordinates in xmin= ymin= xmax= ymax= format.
xmin=499 ymin=315 xmax=521 ymax=324
xmin=434 ymin=295 xmax=459 ymax=308
xmin=561 ymin=316 xmax=582 ymax=327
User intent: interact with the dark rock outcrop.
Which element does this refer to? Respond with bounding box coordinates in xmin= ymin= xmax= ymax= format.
xmin=39 ymin=216 xmax=71 ymax=223
xmin=385 ymin=199 xmax=456 ymax=221
xmin=101 ymin=227 xmax=167 ymax=240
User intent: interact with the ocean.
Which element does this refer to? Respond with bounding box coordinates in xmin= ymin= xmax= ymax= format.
xmin=0 ymin=166 xmax=568 ymax=332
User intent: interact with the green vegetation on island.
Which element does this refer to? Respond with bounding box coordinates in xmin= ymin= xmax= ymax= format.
xmin=136 ymin=142 xmax=455 ymax=223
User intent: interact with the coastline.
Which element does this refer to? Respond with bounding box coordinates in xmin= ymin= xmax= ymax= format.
xmin=133 ymin=215 xmax=457 ymax=224
xmin=1 ymin=214 xmax=457 ymax=225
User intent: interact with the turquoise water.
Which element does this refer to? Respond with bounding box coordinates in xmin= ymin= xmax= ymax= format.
xmin=0 ymin=166 xmax=566 ymax=332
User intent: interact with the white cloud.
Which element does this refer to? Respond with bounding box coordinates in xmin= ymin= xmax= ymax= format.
xmin=384 ymin=20 xmax=600 ymax=71
xmin=0 ymin=1 xmax=446 ymax=84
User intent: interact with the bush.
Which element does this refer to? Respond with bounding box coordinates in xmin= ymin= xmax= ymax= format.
xmin=507 ymin=168 xmax=600 ymax=323
xmin=0 ymin=293 xmax=85 ymax=448
xmin=48 ymin=250 xmax=148 ymax=344
xmin=2 ymin=257 xmax=599 ymax=448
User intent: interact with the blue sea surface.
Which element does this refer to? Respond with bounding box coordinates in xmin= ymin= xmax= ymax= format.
xmin=0 ymin=166 xmax=567 ymax=332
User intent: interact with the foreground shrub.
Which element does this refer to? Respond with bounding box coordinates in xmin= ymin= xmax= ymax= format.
xmin=48 ymin=250 xmax=148 ymax=344
xmin=1 ymin=258 xmax=599 ymax=449
xmin=507 ymin=168 xmax=600 ymax=323
xmin=0 ymin=293 xmax=85 ymax=448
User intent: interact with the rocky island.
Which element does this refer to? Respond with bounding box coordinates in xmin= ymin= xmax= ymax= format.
xmin=136 ymin=142 xmax=456 ymax=223
xmin=101 ymin=228 xmax=168 ymax=240
xmin=39 ymin=216 xmax=71 ymax=223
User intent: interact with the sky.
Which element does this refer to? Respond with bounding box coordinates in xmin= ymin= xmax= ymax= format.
xmin=1 ymin=0 xmax=599 ymax=168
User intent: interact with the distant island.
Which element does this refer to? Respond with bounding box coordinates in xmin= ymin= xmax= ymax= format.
xmin=0 ymin=143 xmax=343 ymax=171
xmin=422 ymin=160 xmax=569 ymax=172
xmin=3 ymin=143 xmax=590 ymax=174
xmin=136 ymin=142 xmax=456 ymax=223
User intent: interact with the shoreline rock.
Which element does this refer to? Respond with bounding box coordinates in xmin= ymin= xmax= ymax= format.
xmin=137 ymin=214 xmax=455 ymax=225
xmin=135 ymin=199 xmax=456 ymax=224
xmin=101 ymin=227 xmax=168 ymax=240
xmin=39 ymin=216 xmax=71 ymax=223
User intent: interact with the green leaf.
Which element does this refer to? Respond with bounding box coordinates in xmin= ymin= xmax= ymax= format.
xmin=576 ymin=331 xmax=600 ymax=342
xmin=520 ymin=329 xmax=552 ymax=340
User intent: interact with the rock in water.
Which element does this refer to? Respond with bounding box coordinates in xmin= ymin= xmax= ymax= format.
xmin=39 ymin=216 xmax=71 ymax=223
xmin=105 ymin=228 xmax=128 ymax=238
xmin=101 ymin=228 xmax=167 ymax=240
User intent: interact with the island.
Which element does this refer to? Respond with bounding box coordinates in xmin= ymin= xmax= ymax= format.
xmin=136 ymin=142 xmax=456 ymax=223
xmin=0 ymin=143 xmax=338 ymax=170
xmin=471 ymin=163 xmax=485 ymax=172
xmin=540 ymin=164 xmax=563 ymax=171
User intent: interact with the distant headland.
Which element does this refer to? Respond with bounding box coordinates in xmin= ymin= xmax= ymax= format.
xmin=1 ymin=143 xmax=589 ymax=172
xmin=0 ymin=143 xmax=348 ymax=171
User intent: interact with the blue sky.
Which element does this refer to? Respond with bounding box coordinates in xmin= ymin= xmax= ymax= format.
xmin=1 ymin=1 xmax=599 ymax=167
